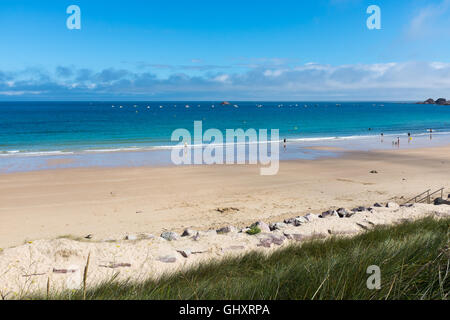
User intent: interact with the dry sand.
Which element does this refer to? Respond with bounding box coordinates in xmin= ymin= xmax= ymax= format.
xmin=0 ymin=144 xmax=450 ymax=298
xmin=1 ymin=145 xmax=449 ymax=249
xmin=0 ymin=203 xmax=449 ymax=298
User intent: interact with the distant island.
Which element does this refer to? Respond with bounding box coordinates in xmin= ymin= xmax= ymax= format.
xmin=416 ymin=98 xmax=450 ymax=105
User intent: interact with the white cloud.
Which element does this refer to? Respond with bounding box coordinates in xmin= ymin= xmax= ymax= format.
xmin=1 ymin=61 xmax=450 ymax=100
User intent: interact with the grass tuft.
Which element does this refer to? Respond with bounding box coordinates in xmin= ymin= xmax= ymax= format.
xmin=29 ymin=217 xmax=450 ymax=300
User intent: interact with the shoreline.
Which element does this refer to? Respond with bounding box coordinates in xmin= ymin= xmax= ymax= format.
xmin=1 ymin=143 xmax=449 ymax=249
xmin=1 ymin=131 xmax=449 ymax=174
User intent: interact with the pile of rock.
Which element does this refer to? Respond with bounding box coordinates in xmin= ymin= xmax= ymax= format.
xmin=118 ymin=199 xmax=448 ymax=258
xmin=417 ymin=98 xmax=450 ymax=105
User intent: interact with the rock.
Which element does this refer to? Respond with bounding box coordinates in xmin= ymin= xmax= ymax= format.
xmin=181 ymin=229 xmax=197 ymax=237
xmin=270 ymin=234 xmax=286 ymax=245
xmin=198 ymin=230 xmax=217 ymax=237
xmin=158 ymin=255 xmax=177 ymax=263
xmin=434 ymin=197 xmax=450 ymax=205
xmin=304 ymin=213 xmax=318 ymax=222
xmin=386 ymin=202 xmax=400 ymax=209
xmin=352 ymin=206 xmax=368 ymax=212
xmin=270 ymin=222 xmax=288 ymax=230
xmin=284 ymin=217 xmax=296 ymax=224
xmin=373 ymin=203 xmax=383 ymax=207
xmin=250 ymin=221 xmax=270 ymax=233
xmin=293 ymin=216 xmax=308 ymax=226
xmin=192 ymin=232 xmax=201 ymax=241
xmin=370 ymin=170 xmax=378 ymax=174
xmin=337 ymin=208 xmax=351 ymax=218
xmin=160 ymin=231 xmax=180 ymax=241
xmin=417 ymin=98 xmax=436 ymax=104
xmin=177 ymin=249 xmax=192 ymax=258
xmin=321 ymin=210 xmax=339 ymax=218
xmin=125 ymin=234 xmax=137 ymax=241
xmin=84 ymin=234 xmax=93 ymax=239
xmin=257 ymin=238 xmax=273 ymax=248
xmin=138 ymin=233 xmax=155 ymax=240
xmin=217 ymin=226 xmax=238 ymax=234
xmin=283 ymin=231 xmax=305 ymax=241
xmin=435 ymin=98 xmax=449 ymax=105
xmin=417 ymin=98 xmax=450 ymax=105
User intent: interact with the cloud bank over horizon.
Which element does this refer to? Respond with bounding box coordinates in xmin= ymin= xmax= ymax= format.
xmin=1 ymin=61 xmax=450 ymax=101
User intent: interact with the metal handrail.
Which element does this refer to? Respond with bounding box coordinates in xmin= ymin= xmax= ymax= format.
xmin=403 ymin=187 xmax=445 ymax=205
xmin=403 ymin=189 xmax=430 ymax=205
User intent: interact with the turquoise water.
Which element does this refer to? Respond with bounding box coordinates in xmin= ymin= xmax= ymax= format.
xmin=1 ymin=101 xmax=449 ymax=155
xmin=0 ymin=101 xmax=449 ymax=172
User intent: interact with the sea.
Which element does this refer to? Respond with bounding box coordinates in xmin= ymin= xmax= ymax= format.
xmin=1 ymin=101 xmax=449 ymax=172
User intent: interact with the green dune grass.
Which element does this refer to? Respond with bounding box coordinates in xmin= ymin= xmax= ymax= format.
xmin=33 ymin=217 xmax=449 ymax=300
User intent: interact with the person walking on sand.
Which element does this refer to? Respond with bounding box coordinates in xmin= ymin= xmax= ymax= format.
xmin=283 ymin=138 xmax=287 ymax=151
xmin=397 ymin=137 xmax=400 ymax=148
xmin=381 ymin=133 xmax=384 ymax=143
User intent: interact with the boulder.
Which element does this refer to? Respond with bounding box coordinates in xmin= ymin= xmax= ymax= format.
xmin=373 ymin=203 xmax=383 ymax=207
xmin=284 ymin=217 xmax=296 ymax=224
xmin=198 ymin=230 xmax=217 ymax=237
xmin=177 ymin=249 xmax=192 ymax=258
xmin=434 ymin=197 xmax=450 ymax=205
xmin=181 ymin=229 xmax=197 ymax=237
xmin=138 ymin=233 xmax=155 ymax=240
xmin=337 ymin=208 xmax=351 ymax=218
xmin=270 ymin=222 xmax=288 ymax=230
xmin=160 ymin=231 xmax=180 ymax=241
xmin=293 ymin=216 xmax=308 ymax=226
xmin=250 ymin=221 xmax=271 ymax=233
xmin=125 ymin=234 xmax=137 ymax=241
xmin=352 ymin=206 xmax=368 ymax=212
xmin=304 ymin=213 xmax=319 ymax=222
xmin=192 ymin=232 xmax=201 ymax=241
xmin=417 ymin=98 xmax=436 ymax=104
xmin=217 ymin=226 xmax=238 ymax=234
xmin=435 ymin=98 xmax=448 ymax=105
xmin=386 ymin=202 xmax=400 ymax=209
xmin=321 ymin=210 xmax=339 ymax=218
xmin=370 ymin=170 xmax=378 ymax=174
xmin=283 ymin=231 xmax=305 ymax=241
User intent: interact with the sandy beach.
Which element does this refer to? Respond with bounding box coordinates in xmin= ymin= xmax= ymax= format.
xmin=1 ymin=144 xmax=449 ymax=249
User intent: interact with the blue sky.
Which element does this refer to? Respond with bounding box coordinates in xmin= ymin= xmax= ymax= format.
xmin=0 ymin=0 xmax=449 ymax=100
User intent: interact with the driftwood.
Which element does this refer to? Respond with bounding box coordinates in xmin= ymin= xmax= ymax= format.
xmin=99 ymin=263 xmax=131 ymax=269
xmin=22 ymin=273 xmax=46 ymax=277
xmin=52 ymin=268 xmax=77 ymax=274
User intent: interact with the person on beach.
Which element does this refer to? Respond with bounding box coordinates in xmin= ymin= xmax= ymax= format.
xmin=283 ymin=138 xmax=287 ymax=151
xmin=397 ymin=137 xmax=400 ymax=148
xmin=381 ymin=133 xmax=384 ymax=143
xmin=408 ymin=132 xmax=411 ymax=143
xmin=429 ymin=129 xmax=433 ymax=140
